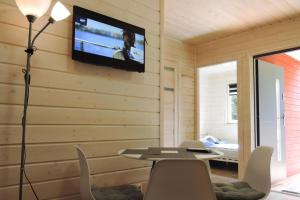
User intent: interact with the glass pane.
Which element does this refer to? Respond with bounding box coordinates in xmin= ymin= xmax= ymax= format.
xmin=231 ymin=95 xmax=238 ymax=121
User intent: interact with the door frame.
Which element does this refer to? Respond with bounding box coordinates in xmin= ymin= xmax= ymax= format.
xmin=196 ymin=61 xmax=238 ymax=140
xmin=253 ymin=46 xmax=300 ymax=147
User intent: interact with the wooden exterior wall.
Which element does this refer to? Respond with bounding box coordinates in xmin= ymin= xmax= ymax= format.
xmin=0 ymin=0 xmax=160 ymax=199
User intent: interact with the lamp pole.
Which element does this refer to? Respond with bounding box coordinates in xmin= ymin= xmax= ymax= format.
xmin=19 ymin=15 xmax=35 ymax=200
xmin=18 ymin=16 xmax=53 ymax=200
xmin=15 ymin=1 xmax=70 ymax=199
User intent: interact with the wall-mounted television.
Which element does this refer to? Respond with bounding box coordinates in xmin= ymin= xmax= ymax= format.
xmin=72 ymin=6 xmax=145 ymax=72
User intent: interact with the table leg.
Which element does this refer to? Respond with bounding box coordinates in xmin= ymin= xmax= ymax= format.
xmin=150 ymin=161 xmax=156 ymax=172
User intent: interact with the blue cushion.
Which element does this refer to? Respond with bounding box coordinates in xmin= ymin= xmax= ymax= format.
xmin=214 ymin=182 xmax=265 ymax=200
xmin=92 ymin=185 xmax=143 ymax=200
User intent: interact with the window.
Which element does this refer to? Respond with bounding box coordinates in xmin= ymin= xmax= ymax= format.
xmin=228 ymin=83 xmax=237 ymax=123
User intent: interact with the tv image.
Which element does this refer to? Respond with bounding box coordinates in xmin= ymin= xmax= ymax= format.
xmin=72 ymin=6 xmax=145 ymax=72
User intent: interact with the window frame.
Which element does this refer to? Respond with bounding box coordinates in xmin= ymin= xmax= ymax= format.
xmin=227 ymin=83 xmax=238 ymax=124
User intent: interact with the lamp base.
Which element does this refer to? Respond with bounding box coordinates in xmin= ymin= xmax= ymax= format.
xmin=26 ymin=15 xmax=37 ymax=23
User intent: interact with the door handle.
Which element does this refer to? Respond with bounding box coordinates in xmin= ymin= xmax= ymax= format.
xmin=281 ymin=113 xmax=285 ymax=127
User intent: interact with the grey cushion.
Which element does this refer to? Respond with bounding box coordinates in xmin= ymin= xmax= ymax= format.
xmin=214 ymin=181 xmax=265 ymax=200
xmin=92 ymin=185 xmax=143 ymax=200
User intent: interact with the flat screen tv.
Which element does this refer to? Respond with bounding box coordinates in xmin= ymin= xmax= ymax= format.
xmin=72 ymin=6 xmax=145 ymax=72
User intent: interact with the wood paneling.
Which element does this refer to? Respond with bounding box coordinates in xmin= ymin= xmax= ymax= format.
xmin=165 ymin=0 xmax=300 ymax=43
xmin=0 ymin=23 xmax=159 ymax=60
xmin=0 ymin=168 xmax=150 ymax=200
xmin=0 ymin=84 xmax=159 ymax=112
xmin=0 ymin=126 xmax=159 ymax=145
xmin=0 ymin=63 xmax=159 ymax=99
xmin=0 ymin=105 xmax=159 ymax=125
xmin=163 ymin=37 xmax=196 ymax=143
xmin=195 ymin=15 xmax=300 ymax=178
xmin=0 ymin=0 xmax=160 ymax=199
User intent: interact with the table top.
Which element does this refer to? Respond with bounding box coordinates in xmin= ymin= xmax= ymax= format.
xmin=119 ymin=147 xmax=224 ymax=161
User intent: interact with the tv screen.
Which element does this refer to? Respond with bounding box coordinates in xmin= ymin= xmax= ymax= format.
xmin=72 ymin=6 xmax=145 ymax=72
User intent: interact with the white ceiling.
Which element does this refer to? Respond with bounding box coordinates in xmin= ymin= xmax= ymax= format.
xmin=165 ymin=0 xmax=300 ymax=43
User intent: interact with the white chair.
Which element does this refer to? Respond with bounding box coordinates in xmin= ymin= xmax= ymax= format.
xmin=214 ymin=146 xmax=273 ymax=200
xmin=143 ymin=159 xmax=217 ymax=200
xmin=243 ymin=146 xmax=273 ymax=198
xmin=179 ymin=140 xmax=211 ymax=172
xmin=74 ymin=145 xmax=142 ymax=200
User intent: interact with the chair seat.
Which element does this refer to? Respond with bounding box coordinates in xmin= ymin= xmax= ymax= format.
xmin=214 ymin=181 xmax=265 ymax=200
xmin=92 ymin=185 xmax=143 ymax=200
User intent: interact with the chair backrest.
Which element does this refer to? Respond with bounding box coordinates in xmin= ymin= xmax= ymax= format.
xmin=243 ymin=146 xmax=273 ymax=195
xmin=179 ymin=140 xmax=211 ymax=173
xmin=74 ymin=145 xmax=95 ymax=200
xmin=143 ymin=160 xmax=217 ymax=200
xmin=179 ymin=140 xmax=205 ymax=148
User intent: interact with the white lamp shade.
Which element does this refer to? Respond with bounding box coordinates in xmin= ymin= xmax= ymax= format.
xmin=50 ymin=1 xmax=70 ymax=22
xmin=15 ymin=0 xmax=52 ymax=18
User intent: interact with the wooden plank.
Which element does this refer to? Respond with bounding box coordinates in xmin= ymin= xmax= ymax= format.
xmin=0 ymin=105 xmax=160 ymax=125
xmin=0 ymin=0 xmax=160 ymax=37
xmin=164 ymin=37 xmax=195 ymax=62
xmin=0 ymin=84 xmax=159 ymax=112
xmin=181 ymin=66 xmax=195 ymax=77
xmin=135 ymin=0 xmax=160 ymax=11
xmin=101 ymin=0 xmax=160 ymax=23
xmin=0 ymin=1 xmax=161 ymax=199
xmin=182 ymin=76 xmax=195 ymax=88
xmin=0 ymin=125 xmax=159 ymax=145
xmin=0 ymin=43 xmax=160 ymax=74
xmin=0 ymin=63 xmax=159 ymax=99
xmin=0 ymin=156 xmax=152 ymax=187
xmin=0 ymin=168 xmax=150 ymax=200
xmin=182 ymin=95 xmax=195 ymax=104
xmin=61 ymin=0 xmax=160 ymax=35
xmin=0 ymin=139 xmax=159 ymax=166
xmin=163 ymin=36 xmax=196 ymax=143
xmin=0 ymin=22 xmax=160 ymax=61
xmin=181 ymin=87 xmax=194 ymax=96
xmin=163 ymin=68 xmax=175 ymax=89
xmin=165 ymin=0 xmax=300 ymax=41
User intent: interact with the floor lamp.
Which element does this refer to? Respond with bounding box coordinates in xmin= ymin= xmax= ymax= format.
xmin=15 ymin=1 xmax=70 ymax=199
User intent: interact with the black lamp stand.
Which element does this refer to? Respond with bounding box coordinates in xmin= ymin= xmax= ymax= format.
xmin=19 ymin=15 xmax=54 ymax=200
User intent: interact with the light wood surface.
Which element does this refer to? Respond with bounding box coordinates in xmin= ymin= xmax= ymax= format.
xmin=163 ymin=37 xmax=196 ymax=142
xmin=195 ymin=15 xmax=300 ymax=178
xmin=0 ymin=0 xmax=160 ymax=199
xmin=165 ymin=0 xmax=300 ymax=43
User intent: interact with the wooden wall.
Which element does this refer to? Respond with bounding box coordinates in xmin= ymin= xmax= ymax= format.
xmin=0 ymin=0 xmax=160 ymax=199
xmin=195 ymin=16 xmax=300 ymax=177
xmin=163 ymin=36 xmax=196 ymax=143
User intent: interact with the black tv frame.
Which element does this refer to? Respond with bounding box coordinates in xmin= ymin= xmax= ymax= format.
xmin=72 ymin=6 xmax=145 ymax=72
